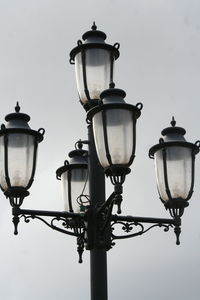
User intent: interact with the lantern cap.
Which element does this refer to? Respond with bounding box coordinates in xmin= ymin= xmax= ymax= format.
xmin=69 ymin=142 xmax=88 ymax=162
xmin=161 ymin=117 xmax=186 ymax=137
xmin=82 ymin=22 xmax=107 ymax=42
xmin=100 ymin=85 xmax=126 ymax=102
xmin=5 ymin=102 xmax=30 ymax=123
xmin=56 ymin=142 xmax=88 ymax=179
xmin=5 ymin=102 xmax=31 ymax=129
xmin=69 ymin=23 xmax=120 ymax=62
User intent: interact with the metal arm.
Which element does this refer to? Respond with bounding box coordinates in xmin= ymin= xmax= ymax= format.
xmin=11 ymin=204 xmax=182 ymax=265
xmin=110 ymin=214 xmax=181 ymax=245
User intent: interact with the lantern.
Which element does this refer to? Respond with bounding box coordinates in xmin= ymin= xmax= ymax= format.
xmin=0 ymin=103 xmax=44 ymax=207
xmin=87 ymin=87 xmax=142 ymax=185
xmin=69 ymin=22 xmax=120 ymax=110
xmin=56 ymin=143 xmax=89 ymax=213
xmin=149 ymin=117 xmax=199 ymax=218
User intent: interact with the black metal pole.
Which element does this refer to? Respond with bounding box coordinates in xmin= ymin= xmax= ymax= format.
xmin=88 ymin=123 xmax=108 ymax=300
xmin=90 ymin=249 xmax=108 ymax=300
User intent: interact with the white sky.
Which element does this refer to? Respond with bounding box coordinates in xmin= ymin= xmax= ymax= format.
xmin=0 ymin=0 xmax=200 ymax=299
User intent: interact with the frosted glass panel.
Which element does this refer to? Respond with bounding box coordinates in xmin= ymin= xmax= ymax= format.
xmin=61 ymin=169 xmax=89 ymax=213
xmin=154 ymin=149 xmax=167 ymax=201
xmin=106 ymin=109 xmax=133 ymax=165
xmin=7 ymin=134 xmax=35 ymax=188
xmin=93 ymin=109 xmax=134 ymax=168
xmin=93 ymin=112 xmax=108 ymax=168
xmin=155 ymin=146 xmax=192 ymax=201
xmin=75 ymin=49 xmax=111 ymax=103
xmin=75 ymin=53 xmax=85 ymax=102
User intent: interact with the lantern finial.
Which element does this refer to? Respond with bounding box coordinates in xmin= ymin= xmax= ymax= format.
xmin=15 ymin=102 xmax=20 ymax=113
xmin=91 ymin=22 xmax=97 ymax=31
xmin=109 ymin=82 xmax=115 ymax=88
xmin=171 ymin=116 xmax=176 ymax=127
xmin=77 ymin=140 xmax=83 ymax=150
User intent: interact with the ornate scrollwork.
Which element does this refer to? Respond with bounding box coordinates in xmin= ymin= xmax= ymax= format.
xmin=20 ymin=214 xmax=85 ymax=237
xmin=111 ymin=220 xmax=173 ymax=241
xmin=19 ymin=214 xmax=86 ymax=263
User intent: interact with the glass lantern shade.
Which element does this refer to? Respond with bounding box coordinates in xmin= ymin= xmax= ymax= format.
xmin=0 ymin=103 xmax=44 ymax=202
xmin=70 ymin=23 xmax=120 ymax=109
xmin=92 ymin=108 xmax=135 ymax=168
xmin=56 ymin=147 xmax=89 ymax=213
xmin=149 ymin=119 xmax=199 ymax=210
xmin=61 ymin=168 xmax=89 ymax=213
xmin=74 ymin=48 xmax=111 ymax=104
xmin=154 ymin=146 xmax=193 ymax=202
xmin=87 ymin=88 xmax=142 ymax=181
xmin=0 ymin=134 xmax=35 ymax=190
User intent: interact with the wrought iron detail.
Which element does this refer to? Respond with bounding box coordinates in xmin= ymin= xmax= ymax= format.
xmin=18 ymin=214 xmax=86 ymax=263
xmin=20 ymin=214 xmax=85 ymax=236
xmin=111 ymin=220 xmax=173 ymax=241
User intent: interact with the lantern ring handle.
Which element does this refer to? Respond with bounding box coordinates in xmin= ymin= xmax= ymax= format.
xmin=149 ymin=153 xmax=154 ymax=159
xmin=1 ymin=123 xmax=6 ymax=130
xmin=69 ymin=58 xmax=75 ymax=65
xmin=64 ymin=160 xmax=69 ymax=166
xmin=195 ymin=140 xmax=200 ymax=148
xmin=77 ymin=40 xmax=82 ymax=46
xmin=86 ymin=116 xmax=92 ymax=125
xmin=159 ymin=138 xmax=164 ymax=144
xmin=38 ymin=128 xmax=45 ymax=136
xmin=114 ymin=42 xmax=120 ymax=49
xmin=136 ymin=102 xmax=143 ymax=111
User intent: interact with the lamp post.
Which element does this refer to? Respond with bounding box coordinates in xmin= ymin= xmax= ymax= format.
xmin=1 ymin=24 xmax=199 ymax=300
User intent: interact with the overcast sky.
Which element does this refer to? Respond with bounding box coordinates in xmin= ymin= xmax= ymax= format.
xmin=0 ymin=0 xmax=200 ymax=299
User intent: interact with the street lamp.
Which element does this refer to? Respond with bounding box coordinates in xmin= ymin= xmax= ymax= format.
xmin=1 ymin=24 xmax=199 ymax=300
xmin=69 ymin=22 xmax=120 ymax=110
xmin=56 ymin=141 xmax=89 ymax=213
xmin=0 ymin=102 xmax=44 ymax=207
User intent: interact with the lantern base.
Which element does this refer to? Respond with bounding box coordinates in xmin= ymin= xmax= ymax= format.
xmin=83 ymin=99 xmax=100 ymax=112
xmin=164 ymin=198 xmax=189 ymax=210
xmin=105 ymin=166 xmax=131 ymax=178
xmin=4 ymin=187 xmax=29 ymax=207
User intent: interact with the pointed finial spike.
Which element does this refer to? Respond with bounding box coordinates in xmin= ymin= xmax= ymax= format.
xmin=91 ymin=21 xmax=97 ymax=31
xmin=15 ymin=102 xmax=20 ymax=113
xmin=171 ymin=116 xmax=176 ymax=127
xmin=109 ymin=82 xmax=115 ymax=89
xmin=77 ymin=140 xmax=83 ymax=150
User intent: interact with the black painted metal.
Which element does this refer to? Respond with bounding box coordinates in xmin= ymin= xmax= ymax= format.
xmin=87 ymin=124 xmax=108 ymax=300
xmin=109 ymin=52 xmax=114 ymax=87
xmin=13 ymin=207 xmax=82 ymax=218
xmin=102 ymin=110 xmax=112 ymax=166
xmin=149 ymin=140 xmax=199 ymax=157
xmin=128 ymin=114 xmax=136 ymax=166
xmin=111 ymin=214 xmax=178 ymax=225
xmin=186 ymin=149 xmax=195 ymax=201
xmin=90 ymin=249 xmax=108 ymax=300
xmin=162 ymin=147 xmax=173 ymax=200
xmin=26 ymin=137 xmax=38 ymax=190
xmin=67 ymin=170 xmax=73 ymax=212
xmin=4 ymin=134 xmax=11 ymax=188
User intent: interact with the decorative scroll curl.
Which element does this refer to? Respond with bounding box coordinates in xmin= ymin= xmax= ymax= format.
xmin=111 ymin=220 xmax=173 ymax=240
xmin=20 ymin=214 xmax=85 ymax=237
xmin=19 ymin=214 xmax=86 ymax=263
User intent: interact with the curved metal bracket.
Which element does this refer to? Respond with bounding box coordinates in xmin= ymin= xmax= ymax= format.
xmin=111 ymin=220 xmax=172 ymax=241
xmin=20 ymin=214 xmax=85 ymax=237
xmin=12 ymin=207 xmax=86 ymax=263
xmin=110 ymin=214 xmax=181 ymax=245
